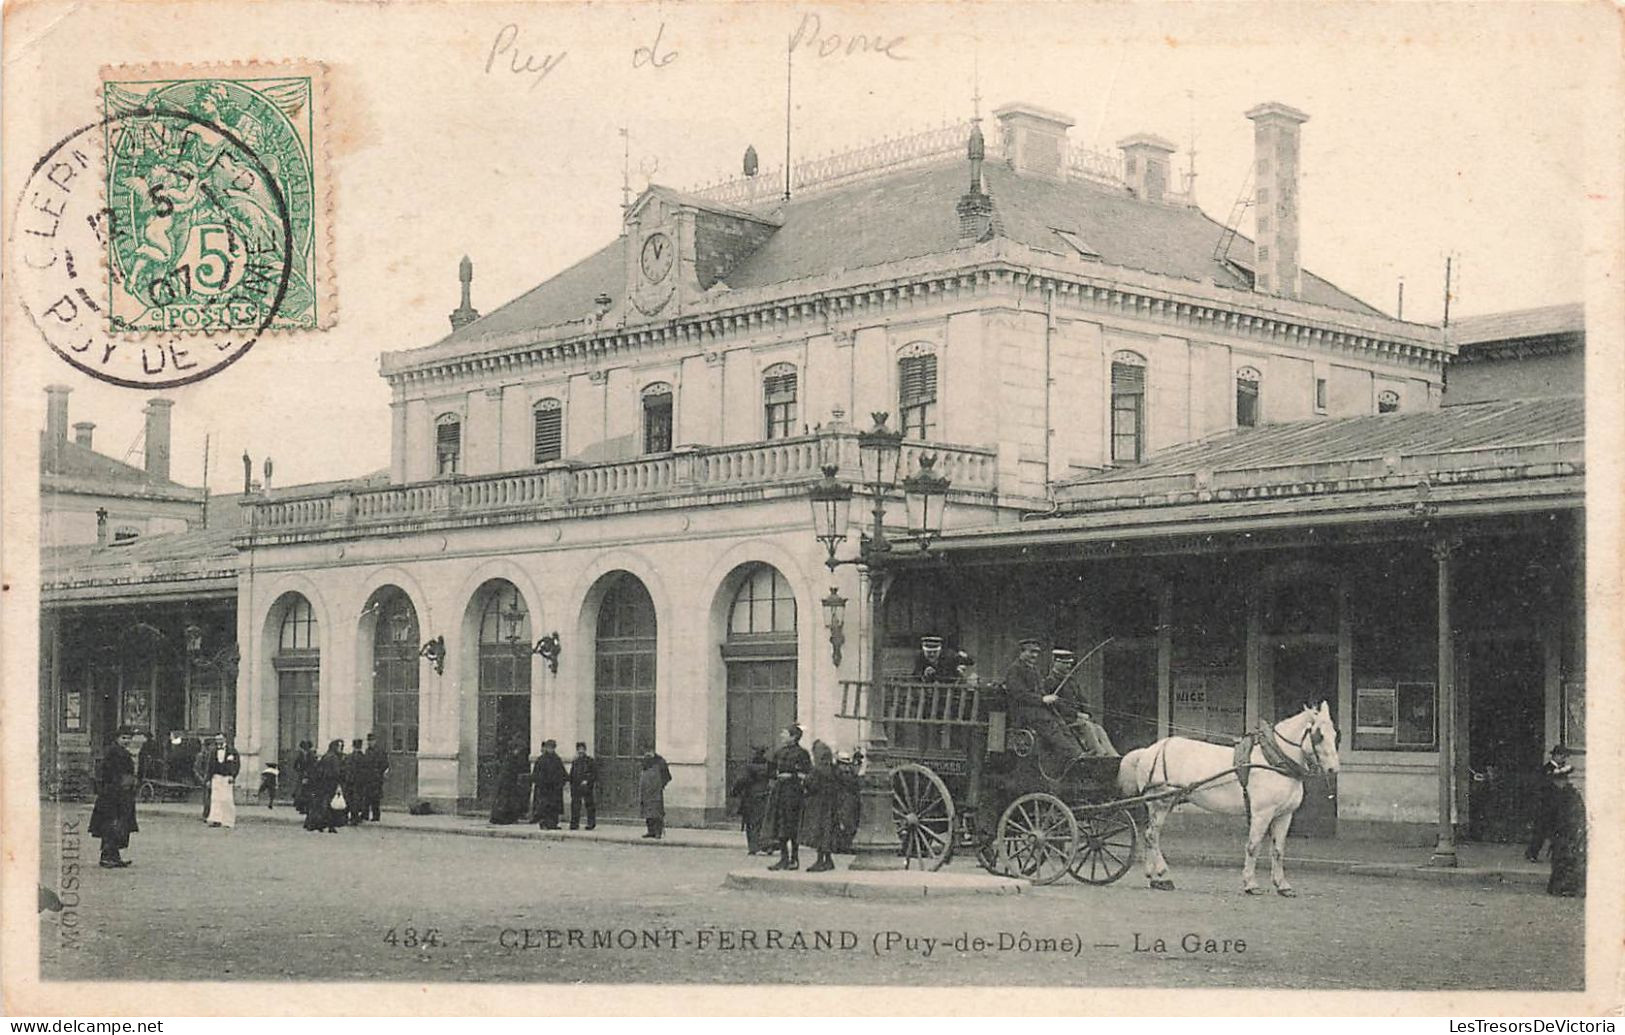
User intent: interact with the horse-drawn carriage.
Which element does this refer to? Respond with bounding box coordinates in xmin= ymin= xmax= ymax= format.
xmin=836 ymin=677 xmax=1144 ymax=885
xmin=837 ymin=676 xmax=1343 ymax=894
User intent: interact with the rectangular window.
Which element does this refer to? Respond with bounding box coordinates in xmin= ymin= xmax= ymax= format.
xmin=435 ymin=419 xmax=461 ymax=476
xmin=643 ymin=393 xmax=673 ymax=454
xmin=764 ymin=371 xmax=797 ymax=439
xmin=899 ymin=354 xmax=938 ymax=440
xmin=533 ymin=404 xmax=562 ymax=464
xmin=1236 ymin=378 xmax=1260 ymax=428
xmin=1110 ymin=362 xmax=1144 ymax=464
xmin=1315 ymin=378 xmax=1328 ymax=413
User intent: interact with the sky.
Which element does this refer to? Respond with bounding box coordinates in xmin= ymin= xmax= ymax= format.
xmin=11 ymin=1 xmax=1608 ymax=491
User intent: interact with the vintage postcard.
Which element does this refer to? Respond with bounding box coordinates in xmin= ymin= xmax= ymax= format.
xmin=3 ymin=0 xmax=1622 ymax=1018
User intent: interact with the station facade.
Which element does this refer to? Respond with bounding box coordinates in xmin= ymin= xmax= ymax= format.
xmin=42 ymin=99 xmax=1586 ymax=839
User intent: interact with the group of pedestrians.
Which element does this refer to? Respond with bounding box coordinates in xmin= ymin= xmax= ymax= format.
xmin=489 ymin=738 xmax=606 ymax=832
xmin=286 ymin=736 xmax=390 ymax=833
xmin=731 ymin=725 xmax=860 ymax=872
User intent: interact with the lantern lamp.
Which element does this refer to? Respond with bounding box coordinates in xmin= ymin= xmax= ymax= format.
xmin=902 ymin=453 xmax=951 ymax=548
xmin=821 ymin=586 xmax=848 ymax=667
xmin=857 ymin=412 xmax=904 ymax=490
xmin=808 ymin=464 xmax=854 ymax=569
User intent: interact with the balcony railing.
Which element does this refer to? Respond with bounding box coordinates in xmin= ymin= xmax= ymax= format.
xmin=245 ymin=432 xmax=1000 ymax=536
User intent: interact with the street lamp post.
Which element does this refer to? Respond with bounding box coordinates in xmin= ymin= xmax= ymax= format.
xmin=807 ymin=413 xmax=950 ymax=869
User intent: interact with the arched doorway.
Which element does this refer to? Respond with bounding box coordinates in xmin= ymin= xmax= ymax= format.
xmin=475 ymin=581 xmax=532 ymax=807
xmin=273 ymin=593 xmax=320 ymax=776
xmin=594 ymin=573 xmax=656 ymax=813
xmin=369 ymin=587 xmax=420 ymax=803
xmin=723 ymin=565 xmax=798 ymax=793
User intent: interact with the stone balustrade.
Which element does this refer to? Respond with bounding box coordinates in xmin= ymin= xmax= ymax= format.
xmin=244 ymin=433 xmax=1001 ymax=536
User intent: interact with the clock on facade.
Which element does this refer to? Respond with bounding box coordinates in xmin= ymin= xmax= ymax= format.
xmin=640 ymin=232 xmax=674 ymax=283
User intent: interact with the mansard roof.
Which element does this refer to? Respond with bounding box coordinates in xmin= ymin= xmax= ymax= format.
xmin=402 ymin=156 xmax=1385 ymax=363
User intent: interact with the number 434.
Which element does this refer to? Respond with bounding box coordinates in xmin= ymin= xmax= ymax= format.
xmin=383 ymin=927 xmax=442 ymax=948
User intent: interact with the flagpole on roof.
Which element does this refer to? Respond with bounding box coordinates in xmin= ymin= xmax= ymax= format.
xmin=784 ymin=39 xmax=793 ymax=201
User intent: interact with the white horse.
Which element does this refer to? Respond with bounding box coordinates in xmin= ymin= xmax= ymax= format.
xmin=1117 ymin=701 xmax=1341 ymax=896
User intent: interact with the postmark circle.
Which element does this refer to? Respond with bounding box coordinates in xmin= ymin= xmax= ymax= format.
xmin=9 ymin=108 xmax=293 ymax=389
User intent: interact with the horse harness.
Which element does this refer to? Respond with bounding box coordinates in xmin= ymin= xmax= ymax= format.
xmin=1232 ymin=721 xmax=1316 ymax=825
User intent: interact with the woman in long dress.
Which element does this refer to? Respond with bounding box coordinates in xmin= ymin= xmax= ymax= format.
xmin=798 ymin=741 xmax=840 ymax=872
xmin=638 ymin=748 xmax=672 ymax=839
xmin=303 ymin=740 xmax=344 ymax=833
xmin=207 ymin=738 xmax=241 ymax=829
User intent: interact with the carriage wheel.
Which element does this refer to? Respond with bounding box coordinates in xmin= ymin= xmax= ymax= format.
xmin=975 ymin=838 xmax=1007 ymax=875
xmin=996 ymin=792 xmax=1077 ymax=886
xmin=138 ymin=782 xmax=157 ymax=804
xmin=1069 ymin=807 xmax=1138 ymax=885
xmin=1007 ymin=729 xmax=1036 ymax=758
xmin=891 ymin=764 xmax=955 ymax=871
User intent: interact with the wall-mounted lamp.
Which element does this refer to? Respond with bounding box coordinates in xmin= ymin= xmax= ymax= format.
xmin=532 ymin=632 xmax=562 ymax=674
xmin=183 ymin=622 xmax=205 ymax=655
xmin=419 ymin=635 xmax=447 ymax=675
xmin=821 ymin=587 xmax=847 ymax=667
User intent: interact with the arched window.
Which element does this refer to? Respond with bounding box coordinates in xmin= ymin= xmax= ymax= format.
xmin=728 ymin=565 xmax=797 ymax=636
xmin=642 ymin=382 xmax=673 ymax=454
xmin=1377 ymin=389 xmax=1401 ymax=414
xmin=274 ymin=595 xmax=319 ymax=770
xmin=373 ymin=589 xmax=420 ymax=757
xmin=533 ymin=398 xmax=563 ymax=464
xmin=1111 ymin=351 xmax=1147 ymax=464
xmin=898 ymin=344 xmax=938 ymax=441
xmin=723 ymin=565 xmax=798 ymax=795
xmin=434 ymin=413 xmax=461 ymax=476
xmin=1236 ymin=365 xmax=1262 ymax=428
xmin=762 ymin=363 xmax=798 ymax=440
xmin=476 ymin=582 xmax=531 ymax=804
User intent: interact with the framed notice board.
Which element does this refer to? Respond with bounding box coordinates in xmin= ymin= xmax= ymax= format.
xmin=1395 ymin=681 xmax=1437 ymax=749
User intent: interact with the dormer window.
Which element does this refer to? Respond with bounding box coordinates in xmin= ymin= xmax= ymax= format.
xmin=435 ymin=413 xmax=461 ymax=476
xmin=642 ymin=383 xmax=674 ymax=454
xmin=1236 ymin=366 xmax=1262 ymax=428
xmin=762 ymin=364 xmax=797 ymax=440
xmin=533 ymin=398 xmax=563 ymax=464
xmin=112 ymin=525 xmax=141 ymax=545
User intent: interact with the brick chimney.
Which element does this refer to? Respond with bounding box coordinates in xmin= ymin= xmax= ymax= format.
xmin=1117 ymin=133 xmax=1177 ymax=203
xmin=73 ymin=421 xmax=95 ymax=449
xmin=993 ymin=103 xmax=1074 ymax=182
xmin=144 ymin=399 xmax=174 ymax=482
xmin=45 ymin=385 xmax=71 ymax=443
xmin=1245 ymin=102 xmax=1310 ymax=298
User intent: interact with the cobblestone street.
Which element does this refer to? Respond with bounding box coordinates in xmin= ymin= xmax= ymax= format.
xmin=39 ymin=806 xmax=1582 ymax=989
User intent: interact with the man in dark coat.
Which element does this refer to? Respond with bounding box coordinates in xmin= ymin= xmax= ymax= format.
xmin=568 ymin=742 xmax=597 ymax=831
xmin=1547 ymin=764 xmax=1585 ymax=897
xmin=639 ymin=748 xmax=673 ymax=838
xmin=766 ymin=724 xmax=812 ymax=870
xmin=834 ymin=749 xmax=862 ymax=854
xmin=291 ymin=740 xmax=315 ymax=814
xmin=363 ymin=732 xmax=390 ymax=820
xmin=1527 ymin=745 xmax=1572 ymax=861
xmin=731 ymin=746 xmax=772 ymax=854
xmin=90 ymin=727 xmax=144 ymax=867
xmin=1004 ymin=638 xmax=1077 ymax=759
xmin=343 ymin=738 xmax=367 ymax=825
xmin=913 ymin=635 xmax=975 ymax=683
xmin=531 ymin=740 xmax=568 ymax=829
xmin=489 ymin=738 xmax=528 ymax=825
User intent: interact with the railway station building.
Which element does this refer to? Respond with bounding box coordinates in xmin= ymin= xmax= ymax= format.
xmin=41 ymin=100 xmax=1586 ymax=842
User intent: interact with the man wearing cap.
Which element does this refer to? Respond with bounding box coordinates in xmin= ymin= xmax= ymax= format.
xmin=1526 ymin=745 xmax=1573 ymax=862
xmin=531 ymin=739 xmax=568 ymax=830
xmin=913 ymin=635 xmax=975 ymax=683
xmin=363 ymin=732 xmax=390 ymax=821
xmin=1047 ymin=650 xmax=1119 ymax=758
xmin=90 ymin=726 xmax=145 ymax=868
xmin=766 ymin=724 xmax=812 ymax=870
xmin=568 ymin=741 xmax=598 ymax=831
xmin=1003 ymin=639 xmax=1097 ymax=762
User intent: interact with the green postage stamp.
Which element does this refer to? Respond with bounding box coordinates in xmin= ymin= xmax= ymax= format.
xmin=102 ymin=62 xmax=330 ymax=333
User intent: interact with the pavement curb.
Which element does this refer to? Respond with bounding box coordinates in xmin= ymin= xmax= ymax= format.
xmin=724 ymin=869 xmax=1027 ymax=899
xmin=127 ymin=803 xmax=1548 ymax=888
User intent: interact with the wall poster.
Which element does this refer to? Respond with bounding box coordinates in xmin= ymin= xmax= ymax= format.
xmin=1395 ymin=681 xmax=1438 ymax=748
